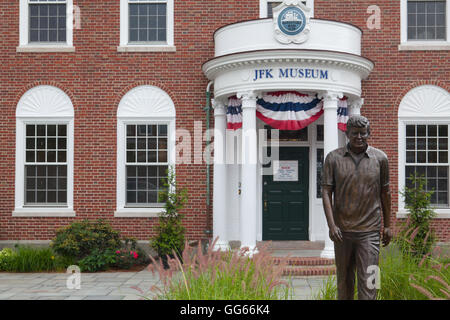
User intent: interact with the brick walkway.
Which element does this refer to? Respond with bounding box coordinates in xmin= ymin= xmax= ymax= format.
xmin=0 ymin=269 xmax=331 ymax=300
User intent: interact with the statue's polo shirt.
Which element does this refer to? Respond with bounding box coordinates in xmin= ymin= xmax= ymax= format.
xmin=322 ymin=144 xmax=389 ymax=233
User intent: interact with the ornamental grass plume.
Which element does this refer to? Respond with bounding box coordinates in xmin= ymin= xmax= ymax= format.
xmin=146 ymin=237 xmax=292 ymax=300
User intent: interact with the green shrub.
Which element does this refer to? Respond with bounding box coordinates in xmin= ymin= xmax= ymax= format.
xmin=0 ymin=248 xmax=15 ymax=271
xmin=1 ymin=246 xmax=65 ymax=272
xmin=78 ymin=248 xmax=117 ymax=272
xmin=51 ymin=219 xmax=122 ymax=260
xmin=399 ymin=173 xmax=437 ymax=258
xmin=150 ymin=167 xmax=188 ymax=263
xmin=148 ymin=239 xmax=291 ymax=300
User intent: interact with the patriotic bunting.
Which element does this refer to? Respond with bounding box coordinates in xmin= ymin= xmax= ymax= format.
xmin=226 ymin=91 xmax=349 ymax=132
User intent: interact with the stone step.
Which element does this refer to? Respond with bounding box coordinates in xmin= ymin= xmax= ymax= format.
xmin=273 ymin=257 xmax=335 ymax=266
xmin=282 ymin=265 xmax=336 ymax=277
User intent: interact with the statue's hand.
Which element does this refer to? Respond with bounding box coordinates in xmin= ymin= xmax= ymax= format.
xmin=382 ymin=227 xmax=393 ymax=247
xmin=329 ymin=225 xmax=343 ymax=242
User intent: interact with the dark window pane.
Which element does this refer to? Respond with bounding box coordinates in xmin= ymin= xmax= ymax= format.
xmin=148 ymin=30 xmax=157 ymax=41
xmin=439 ymin=138 xmax=448 ymax=150
xmin=130 ymin=16 xmax=138 ymax=28
xmin=58 ymin=125 xmax=66 ymax=136
xmin=127 ymin=125 xmax=136 ymax=137
xmin=58 ymin=191 xmax=67 ymax=203
xmin=408 ymin=27 xmax=417 ymax=39
xmin=127 ymin=191 xmax=136 ymax=203
xmin=428 ymin=151 xmax=437 ymax=163
xmin=27 ymin=165 xmax=36 ymax=177
xmin=47 ymin=178 xmax=56 ymax=189
xmin=57 ymin=151 xmax=66 ymax=162
xmin=158 ymin=125 xmax=167 ymax=137
xmin=436 ymin=26 xmax=446 ymax=39
xmin=157 ymin=29 xmax=166 ymax=41
xmin=439 ymin=152 xmax=448 ymax=163
xmin=148 ymin=138 xmax=157 ymax=149
xmin=417 ymin=151 xmax=427 ymax=163
xmin=148 ymin=178 xmax=157 ymax=189
xmin=438 ymin=178 xmax=448 ymax=191
xmin=26 ymin=191 xmax=36 ymax=203
xmin=26 ymin=151 xmax=35 ymax=162
xmin=158 ymin=165 xmax=168 ymax=176
xmin=137 ymin=166 xmax=147 ymax=177
xmin=417 ymin=125 xmax=426 ymax=136
xmin=139 ymin=29 xmax=148 ymax=41
xmin=26 ymin=177 xmax=36 ymax=189
xmin=426 ymin=2 xmax=435 ymax=13
xmin=137 ymin=138 xmax=146 ymax=149
xmin=57 ymin=138 xmax=66 ymax=149
xmin=438 ymin=166 xmax=448 ymax=176
xmin=317 ymin=125 xmax=324 ymax=141
xmin=417 ymin=138 xmax=426 ymax=150
xmin=436 ymin=14 xmax=446 ymax=25
xmin=148 ymin=125 xmax=157 ymax=136
xmin=148 ymin=151 xmax=157 ymax=162
xmin=37 ymin=125 xmax=46 ymax=136
xmin=58 ymin=29 xmax=66 ymax=42
xmin=48 ymin=166 xmax=57 ymax=176
xmin=47 ymin=138 xmax=56 ymax=149
xmin=37 ymin=166 xmax=46 ymax=176
xmin=148 ymin=191 xmax=158 ymax=203
xmin=37 ymin=178 xmax=46 ymax=190
xmin=127 ymin=166 xmax=137 ymax=177
xmin=406 ymin=138 xmax=415 ymax=150
xmin=26 ymin=125 xmax=35 ymax=137
xmin=49 ymin=5 xmax=58 ymax=16
xmin=438 ymin=192 xmax=448 ymax=205
xmin=47 ymin=191 xmax=57 ymax=203
xmin=137 ymin=151 xmax=146 ymax=162
xmin=427 ymin=166 xmax=437 ymax=178
xmin=158 ymin=151 xmax=167 ymax=162
xmin=138 ymin=4 xmax=147 ymax=15
xmin=127 ymin=151 xmax=136 ymax=162
xmin=406 ymin=125 xmax=415 ymax=136
xmin=157 ymin=4 xmax=166 ymax=15
xmin=37 ymin=138 xmax=46 ymax=149
xmin=30 ymin=5 xmax=39 ymax=16
xmin=58 ymin=165 xmax=67 ymax=177
xmin=137 ymin=191 xmax=147 ymax=203
xmin=439 ymin=125 xmax=448 ymax=137
xmin=428 ymin=138 xmax=437 ymax=150
xmin=428 ymin=125 xmax=437 ymax=136
xmin=127 ymin=178 xmax=137 ymax=191
xmin=39 ymin=29 xmax=48 ymax=41
xmin=127 ymin=138 xmax=136 ymax=150
xmin=158 ymin=138 xmax=167 ymax=149
xmin=49 ymin=30 xmax=58 ymax=41
xmin=130 ymin=29 xmax=138 ymax=41
xmin=137 ymin=125 xmax=147 ymax=136
xmin=139 ymin=16 xmax=147 ymax=28
xmin=129 ymin=4 xmax=139 ymax=15
xmin=148 ymin=166 xmax=157 ymax=177
xmin=37 ymin=151 xmax=46 ymax=162
xmin=47 ymin=151 xmax=56 ymax=162
xmin=58 ymin=178 xmax=67 ymax=190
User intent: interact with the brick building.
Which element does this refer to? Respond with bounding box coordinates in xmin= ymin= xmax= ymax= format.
xmin=0 ymin=1 xmax=449 ymax=255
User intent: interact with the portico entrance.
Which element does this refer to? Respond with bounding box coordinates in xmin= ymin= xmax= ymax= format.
xmin=203 ymin=1 xmax=373 ymax=256
xmin=263 ymin=146 xmax=309 ymax=240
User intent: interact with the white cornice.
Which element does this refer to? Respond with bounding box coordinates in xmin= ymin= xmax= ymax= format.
xmin=203 ymin=50 xmax=374 ymax=80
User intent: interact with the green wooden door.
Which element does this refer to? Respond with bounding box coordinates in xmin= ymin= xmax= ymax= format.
xmin=263 ymin=147 xmax=309 ymax=240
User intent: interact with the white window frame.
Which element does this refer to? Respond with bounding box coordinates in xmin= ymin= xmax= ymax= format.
xmin=259 ymin=0 xmax=314 ymax=18
xmin=398 ymin=85 xmax=450 ymax=219
xmin=14 ymin=85 xmax=75 ymax=217
xmin=399 ymin=0 xmax=450 ymax=50
xmin=118 ymin=0 xmax=176 ymax=52
xmin=17 ymin=0 xmax=75 ymax=52
xmin=116 ymin=85 xmax=176 ymax=217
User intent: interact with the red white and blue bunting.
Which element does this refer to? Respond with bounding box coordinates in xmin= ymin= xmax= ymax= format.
xmin=226 ymin=91 xmax=348 ymax=132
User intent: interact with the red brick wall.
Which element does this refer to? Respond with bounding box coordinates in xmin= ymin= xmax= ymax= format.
xmin=0 ymin=1 xmax=448 ymax=242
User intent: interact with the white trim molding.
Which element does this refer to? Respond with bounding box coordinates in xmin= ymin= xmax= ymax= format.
xmin=15 ymin=85 xmax=75 ymax=217
xmin=398 ymin=85 xmax=450 ymax=219
xmin=118 ymin=0 xmax=175 ymax=52
xmin=399 ymin=0 xmax=450 ymax=51
xmin=18 ymin=0 xmax=75 ymax=52
xmin=116 ymin=85 xmax=176 ymax=217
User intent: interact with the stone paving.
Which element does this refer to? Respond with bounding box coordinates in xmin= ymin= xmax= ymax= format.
xmin=0 ymin=269 xmax=331 ymax=300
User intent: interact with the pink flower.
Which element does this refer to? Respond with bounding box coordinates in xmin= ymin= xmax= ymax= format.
xmin=116 ymin=250 xmax=121 ymax=254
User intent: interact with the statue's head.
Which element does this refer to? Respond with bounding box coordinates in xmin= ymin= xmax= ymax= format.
xmin=346 ymin=115 xmax=370 ymax=151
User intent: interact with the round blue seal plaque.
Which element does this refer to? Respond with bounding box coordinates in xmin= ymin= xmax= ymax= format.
xmin=277 ymin=6 xmax=306 ymax=36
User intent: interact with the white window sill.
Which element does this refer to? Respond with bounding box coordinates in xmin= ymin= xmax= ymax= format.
xmin=16 ymin=45 xmax=76 ymax=53
xmin=13 ymin=207 xmax=76 ymax=217
xmin=397 ymin=209 xmax=450 ymax=219
xmin=398 ymin=42 xmax=450 ymax=51
xmin=117 ymin=45 xmax=177 ymax=52
xmin=114 ymin=207 xmax=164 ymax=217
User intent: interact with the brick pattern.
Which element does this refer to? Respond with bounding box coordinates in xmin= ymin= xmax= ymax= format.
xmin=0 ymin=1 xmax=449 ymax=242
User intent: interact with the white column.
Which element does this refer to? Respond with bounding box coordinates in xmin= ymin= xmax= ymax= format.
xmin=212 ymin=99 xmax=229 ymax=251
xmin=349 ymin=97 xmax=364 ymax=116
xmin=237 ymin=90 xmax=259 ymax=255
xmin=318 ymin=91 xmax=343 ymax=259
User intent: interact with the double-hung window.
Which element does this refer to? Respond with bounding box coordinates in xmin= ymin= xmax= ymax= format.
xmin=119 ymin=0 xmax=175 ymax=52
xmin=116 ymin=85 xmax=176 ymax=217
xmin=15 ymin=85 xmax=75 ymax=217
xmin=398 ymin=85 xmax=450 ymax=218
xmin=18 ymin=0 xmax=74 ymax=52
xmin=125 ymin=124 xmax=168 ymax=206
xmin=25 ymin=124 xmax=68 ymax=205
xmin=400 ymin=0 xmax=450 ymax=50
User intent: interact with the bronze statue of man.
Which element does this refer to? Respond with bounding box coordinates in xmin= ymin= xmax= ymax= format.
xmin=322 ymin=115 xmax=392 ymax=300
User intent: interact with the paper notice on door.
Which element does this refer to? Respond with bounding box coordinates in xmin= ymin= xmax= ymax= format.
xmin=273 ymin=160 xmax=298 ymax=181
